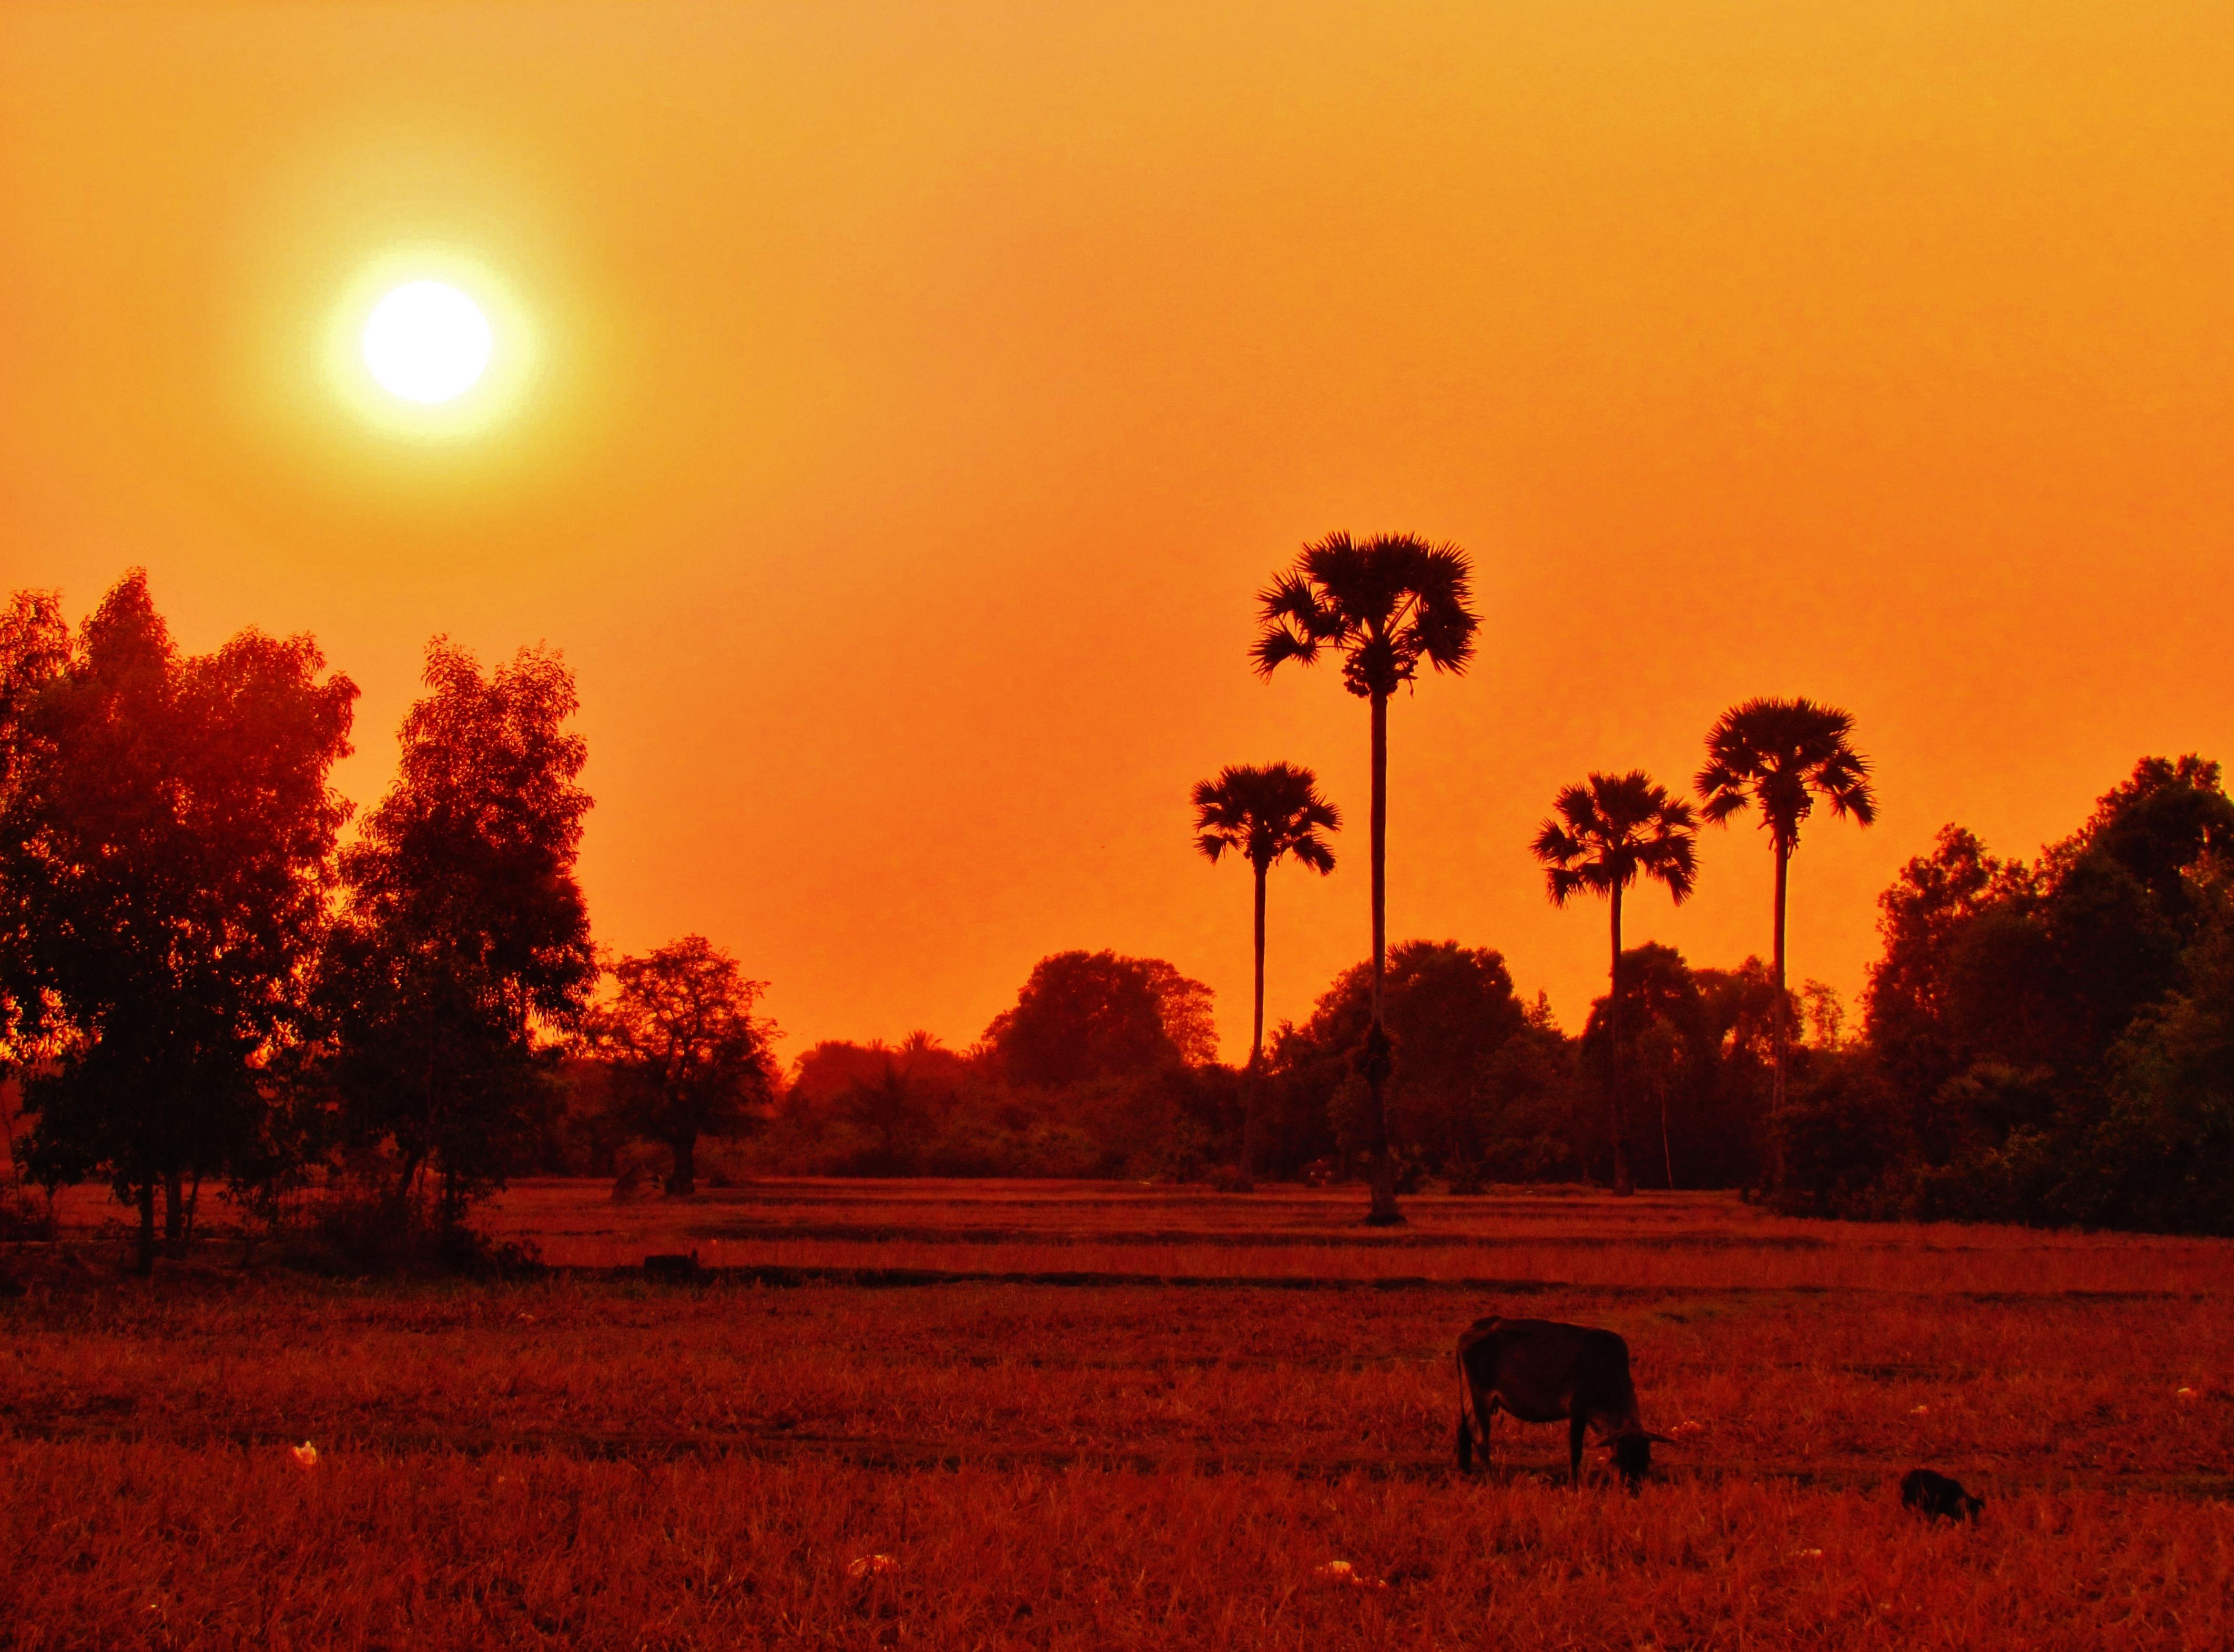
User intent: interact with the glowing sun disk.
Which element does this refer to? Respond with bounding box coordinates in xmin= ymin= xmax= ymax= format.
xmin=362 ymin=280 xmax=492 ymax=403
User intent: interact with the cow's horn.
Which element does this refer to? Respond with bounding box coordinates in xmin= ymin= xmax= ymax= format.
xmin=1641 ymin=1431 xmax=1677 ymax=1444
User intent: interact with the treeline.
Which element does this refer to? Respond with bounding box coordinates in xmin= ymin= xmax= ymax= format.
xmin=6 ymin=569 xmax=2231 ymax=1257
xmin=1791 ymin=756 xmax=2234 ymax=1232
xmin=733 ymin=941 xmax=1801 ymax=1196
xmin=744 ymin=752 xmax=2234 ymax=1237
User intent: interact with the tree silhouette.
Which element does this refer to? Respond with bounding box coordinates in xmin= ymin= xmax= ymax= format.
xmin=1191 ymin=761 xmax=1339 ymax=1189
xmin=1695 ymin=697 xmax=1875 ymax=1193
xmin=983 ymin=951 xmax=1213 ymax=1088
xmin=1268 ymin=939 xmax=1535 ymax=1188
xmin=0 ymin=589 xmax=67 ymax=1135
xmin=583 ymin=935 xmax=778 ymax=1196
xmin=319 ymin=638 xmax=595 ymax=1232
xmin=1531 ymin=770 xmax=1698 ymax=1196
xmin=2 ymin=573 xmax=356 ymax=1272
xmin=1254 ymin=532 xmax=1477 ymax=1223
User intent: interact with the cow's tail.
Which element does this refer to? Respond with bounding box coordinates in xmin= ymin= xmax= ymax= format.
xmin=1455 ymin=1351 xmax=1475 ymax=1472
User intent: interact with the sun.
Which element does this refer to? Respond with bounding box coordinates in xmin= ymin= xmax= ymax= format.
xmin=362 ymin=280 xmax=492 ymax=403
xmin=322 ymin=251 xmax=538 ymax=443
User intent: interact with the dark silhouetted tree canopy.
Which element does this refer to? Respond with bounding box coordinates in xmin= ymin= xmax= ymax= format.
xmin=318 ymin=637 xmax=595 ymax=1228
xmin=983 ymin=951 xmax=1214 ymax=1089
xmin=1 ymin=572 xmax=356 ymax=1271
xmin=1790 ymin=754 xmax=2234 ymax=1231
xmin=1268 ymin=940 xmax=1539 ymax=1185
xmin=582 ymin=935 xmax=778 ymax=1196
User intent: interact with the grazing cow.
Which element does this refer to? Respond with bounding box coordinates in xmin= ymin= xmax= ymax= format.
xmin=1455 ymin=1316 xmax=1670 ymax=1488
xmin=1901 ymin=1469 xmax=1984 ymax=1523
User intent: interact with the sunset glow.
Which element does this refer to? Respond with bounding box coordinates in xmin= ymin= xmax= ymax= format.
xmin=362 ymin=281 xmax=491 ymax=404
xmin=5 ymin=1 xmax=2231 ymax=1060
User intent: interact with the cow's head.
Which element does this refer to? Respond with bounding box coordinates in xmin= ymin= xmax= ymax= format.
xmin=1608 ymin=1431 xmax=1674 ymax=1488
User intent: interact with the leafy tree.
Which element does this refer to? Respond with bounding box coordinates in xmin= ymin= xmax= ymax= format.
xmin=1695 ymin=697 xmax=1875 ymax=1191
xmin=1863 ymin=826 xmax=2013 ymax=1111
xmin=1579 ymin=944 xmax=1709 ymax=1190
xmin=583 ymin=935 xmax=778 ymax=1195
xmin=1790 ymin=754 xmax=2234 ymax=1229
xmin=2086 ymin=881 xmax=2234 ymax=1233
xmin=0 ymin=590 xmax=67 ymax=1093
xmin=982 ymin=950 xmax=1214 ymax=1089
xmin=829 ymin=1032 xmax=969 ymax=1175
xmin=1191 ymin=761 xmax=1339 ymax=1188
xmin=1268 ymin=940 xmax=1533 ymax=1187
xmin=1 ymin=572 xmax=356 ymax=1272
xmin=1254 ymin=532 xmax=1478 ymax=1222
xmin=319 ymin=638 xmax=595 ymax=1233
xmin=1689 ymin=956 xmax=1788 ymax=1185
xmin=1531 ymin=770 xmax=1698 ymax=1195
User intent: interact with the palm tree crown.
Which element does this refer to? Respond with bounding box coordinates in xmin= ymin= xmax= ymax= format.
xmin=1532 ymin=771 xmax=1700 ymax=909
xmin=1695 ymin=697 xmax=1876 ymax=848
xmin=1192 ymin=762 xmax=1341 ymax=877
xmin=1252 ymin=532 xmax=1478 ymax=697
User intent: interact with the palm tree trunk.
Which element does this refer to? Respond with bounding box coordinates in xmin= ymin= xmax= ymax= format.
xmin=1364 ymin=689 xmax=1401 ymax=1225
xmin=1768 ymin=832 xmax=1790 ymax=1195
xmin=1238 ymin=860 xmax=1267 ymax=1191
xmin=1609 ymin=883 xmax=1632 ymax=1196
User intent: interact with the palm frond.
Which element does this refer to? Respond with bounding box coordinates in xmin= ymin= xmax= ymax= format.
xmin=1695 ymin=695 xmax=1874 ymax=845
xmin=1191 ymin=760 xmax=1341 ymax=875
xmin=1534 ymin=770 xmax=1698 ymax=908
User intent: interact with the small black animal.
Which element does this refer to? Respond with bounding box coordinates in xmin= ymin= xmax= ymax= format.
xmin=644 ymin=1251 xmax=703 ymax=1282
xmin=1901 ymin=1468 xmax=1984 ymax=1523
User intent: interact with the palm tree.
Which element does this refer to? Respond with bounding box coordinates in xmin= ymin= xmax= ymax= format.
xmin=1254 ymin=532 xmax=1478 ymax=1223
xmin=1192 ymin=762 xmax=1341 ymax=1190
xmin=1531 ymin=771 xmax=1699 ymax=1196
xmin=1694 ymin=697 xmax=1875 ymax=1193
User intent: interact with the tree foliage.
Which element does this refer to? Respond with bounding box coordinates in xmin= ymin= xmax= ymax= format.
xmin=982 ymin=950 xmax=1215 ymax=1089
xmin=1265 ymin=941 xmax=1553 ymax=1186
xmin=318 ymin=638 xmax=595 ymax=1229
xmin=582 ymin=935 xmax=778 ymax=1195
xmin=1790 ymin=754 xmax=2234 ymax=1231
xmin=0 ymin=572 xmax=356 ymax=1269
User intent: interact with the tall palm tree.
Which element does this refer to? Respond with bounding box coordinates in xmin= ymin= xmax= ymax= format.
xmin=1192 ymin=762 xmax=1341 ymax=1191
xmin=1694 ymin=697 xmax=1875 ymax=1193
xmin=1531 ymin=771 xmax=1699 ymax=1196
xmin=1254 ymin=532 xmax=1478 ymax=1223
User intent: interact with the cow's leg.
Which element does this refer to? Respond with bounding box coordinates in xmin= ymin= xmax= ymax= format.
xmin=1568 ymin=1410 xmax=1588 ymax=1488
xmin=1455 ymin=1356 xmax=1475 ymax=1472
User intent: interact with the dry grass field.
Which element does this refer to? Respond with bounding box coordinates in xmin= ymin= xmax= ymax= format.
xmin=5 ymin=1181 xmax=2232 ymax=1648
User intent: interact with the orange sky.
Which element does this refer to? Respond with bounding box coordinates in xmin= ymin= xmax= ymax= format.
xmin=4 ymin=2 xmax=2231 ymax=1064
